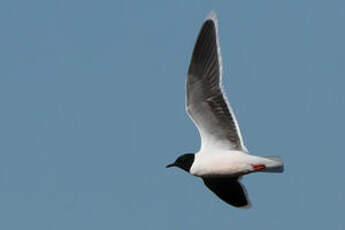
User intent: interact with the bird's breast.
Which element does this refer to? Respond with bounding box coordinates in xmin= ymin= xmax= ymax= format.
xmin=190 ymin=152 xmax=251 ymax=177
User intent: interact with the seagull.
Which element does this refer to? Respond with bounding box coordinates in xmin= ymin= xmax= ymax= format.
xmin=166 ymin=12 xmax=284 ymax=208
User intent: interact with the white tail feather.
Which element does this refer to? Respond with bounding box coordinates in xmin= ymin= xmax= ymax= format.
xmin=263 ymin=157 xmax=284 ymax=173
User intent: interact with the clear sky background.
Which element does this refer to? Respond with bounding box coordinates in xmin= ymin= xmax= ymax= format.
xmin=1 ymin=0 xmax=344 ymax=229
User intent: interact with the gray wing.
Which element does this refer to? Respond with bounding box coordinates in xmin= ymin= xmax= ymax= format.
xmin=186 ymin=13 xmax=247 ymax=152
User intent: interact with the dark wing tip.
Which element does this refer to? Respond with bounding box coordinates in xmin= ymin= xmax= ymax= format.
xmin=187 ymin=13 xmax=219 ymax=80
xmin=205 ymin=10 xmax=218 ymax=25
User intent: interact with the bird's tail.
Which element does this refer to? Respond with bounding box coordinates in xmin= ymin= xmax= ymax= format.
xmin=262 ymin=156 xmax=284 ymax=173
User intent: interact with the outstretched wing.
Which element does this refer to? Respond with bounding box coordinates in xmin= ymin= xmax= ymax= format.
xmin=186 ymin=13 xmax=247 ymax=152
xmin=203 ymin=177 xmax=250 ymax=208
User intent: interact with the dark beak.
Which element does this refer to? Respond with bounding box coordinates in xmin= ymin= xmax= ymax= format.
xmin=166 ymin=163 xmax=175 ymax=168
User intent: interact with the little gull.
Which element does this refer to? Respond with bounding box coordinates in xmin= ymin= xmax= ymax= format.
xmin=166 ymin=12 xmax=284 ymax=208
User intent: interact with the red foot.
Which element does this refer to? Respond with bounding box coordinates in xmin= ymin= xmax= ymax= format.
xmin=252 ymin=164 xmax=266 ymax=171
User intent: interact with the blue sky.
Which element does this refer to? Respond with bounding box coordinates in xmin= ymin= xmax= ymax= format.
xmin=0 ymin=0 xmax=344 ymax=229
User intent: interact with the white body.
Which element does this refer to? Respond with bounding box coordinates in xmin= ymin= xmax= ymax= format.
xmin=190 ymin=150 xmax=282 ymax=178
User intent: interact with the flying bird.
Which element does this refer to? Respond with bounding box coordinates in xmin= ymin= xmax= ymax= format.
xmin=166 ymin=12 xmax=284 ymax=208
